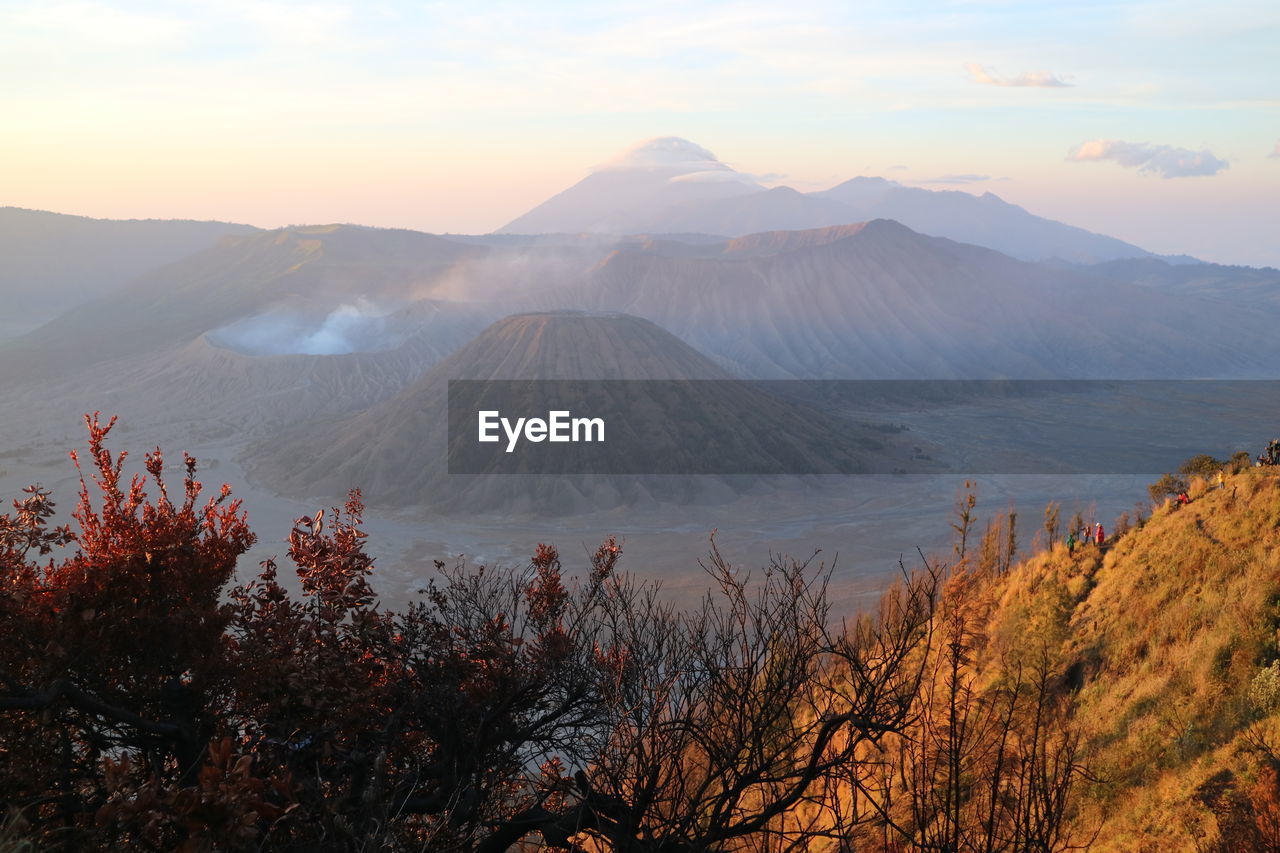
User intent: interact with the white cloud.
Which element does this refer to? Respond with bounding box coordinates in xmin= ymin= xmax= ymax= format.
xmin=669 ymin=170 xmax=760 ymax=186
xmin=1067 ymin=139 xmax=1229 ymax=178
xmin=594 ymin=137 xmax=728 ymax=172
xmin=8 ymin=1 xmax=189 ymax=51
xmin=921 ymin=174 xmax=993 ymax=184
xmin=966 ymin=63 xmax=1071 ymax=88
xmin=593 ymin=137 xmax=765 ymax=189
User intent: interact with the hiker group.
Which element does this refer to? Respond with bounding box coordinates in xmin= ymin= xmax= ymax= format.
xmin=1066 ymin=522 xmax=1105 ymax=556
xmin=1259 ymin=438 xmax=1280 ymax=467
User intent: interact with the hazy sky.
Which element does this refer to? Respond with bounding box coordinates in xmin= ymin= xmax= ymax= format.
xmin=3 ymin=0 xmax=1278 ymax=265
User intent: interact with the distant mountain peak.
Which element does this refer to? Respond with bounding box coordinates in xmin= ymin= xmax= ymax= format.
xmin=499 ymin=138 xmax=761 ymax=235
xmin=592 ymin=137 xmax=761 ymax=191
xmin=500 ymin=141 xmax=1156 ymax=262
xmin=828 ymin=176 xmax=903 ymax=190
xmin=859 ymin=217 xmax=911 ymax=232
xmin=596 ymin=136 xmax=728 ymax=173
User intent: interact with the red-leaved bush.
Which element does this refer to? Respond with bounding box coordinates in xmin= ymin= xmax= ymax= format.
xmin=1 ymin=416 xmax=946 ymax=852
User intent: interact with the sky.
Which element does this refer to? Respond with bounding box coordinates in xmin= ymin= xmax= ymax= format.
xmin=2 ymin=0 xmax=1278 ymax=266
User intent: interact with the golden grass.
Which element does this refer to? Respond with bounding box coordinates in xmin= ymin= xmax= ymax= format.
xmin=978 ymin=467 xmax=1280 ymax=851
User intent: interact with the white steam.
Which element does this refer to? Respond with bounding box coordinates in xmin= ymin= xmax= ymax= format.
xmin=211 ymin=297 xmax=403 ymax=356
xmin=295 ymin=299 xmax=391 ymax=354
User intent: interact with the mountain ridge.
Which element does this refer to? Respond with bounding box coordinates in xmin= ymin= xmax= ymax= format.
xmin=0 ymin=207 xmax=259 ymax=340
xmin=496 ymin=137 xmax=1158 ymax=264
xmin=242 ymin=311 xmax=899 ymax=512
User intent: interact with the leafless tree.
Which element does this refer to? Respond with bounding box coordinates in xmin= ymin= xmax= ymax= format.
xmin=486 ymin=541 xmax=942 ymax=852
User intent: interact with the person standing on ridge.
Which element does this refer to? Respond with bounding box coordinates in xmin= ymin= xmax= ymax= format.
xmin=1095 ymin=522 xmax=1105 ymax=547
xmin=1066 ymin=530 xmax=1078 ymax=556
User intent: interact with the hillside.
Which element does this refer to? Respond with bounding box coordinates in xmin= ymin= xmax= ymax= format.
xmin=243 ymin=312 xmax=903 ymax=512
xmin=756 ymin=461 xmax=1280 ymax=851
xmin=571 ymin=220 xmax=1277 ymax=378
xmin=0 ymin=224 xmax=486 ymax=380
xmin=0 ymin=207 xmax=258 ymax=340
xmin=497 ymin=138 xmax=1156 ymax=263
xmin=1087 ymin=256 xmax=1280 ymax=309
xmin=720 ymin=222 xmax=882 ymax=256
xmin=959 ymin=464 xmax=1280 ymax=849
xmin=499 ymin=137 xmax=764 ymax=235
xmin=815 ymin=177 xmax=1156 ymax=264
xmin=655 ymin=185 xmax=858 ymax=236
xmin=116 ymin=322 xmax=483 ymax=432
xmin=7 ymin=218 xmax=1277 ymax=394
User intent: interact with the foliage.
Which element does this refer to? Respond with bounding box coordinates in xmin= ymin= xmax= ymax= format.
xmin=1179 ymin=454 xmax=1225 ymax=481
xmin=1251 ymin=663 xmax=1280 ymax=716
xmin=0 ymin=413 xmax=253 ymax=847
xmin=6 ymin=419 xmax=1280 ymax=851
xmin=953 ymin=480 xmax=978 ymax=560
xmin=1194 ymin=764 xmax=1280 ymax=852
xmin=1044 ymin=501 xmax=1061 ymax=550
xmin=1052 ymin=466 xmax=1280 ymax=851
xmin=1149 ymin=472 xmax=1190 ymax=504
xmin=0 ymin=418 xmax=944 ymax=851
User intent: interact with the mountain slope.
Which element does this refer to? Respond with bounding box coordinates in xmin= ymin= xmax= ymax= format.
xmin=244 ymin=312 xmax=894 ymax=512
xmin=116 ymin=311 xmax=485 ymax=431
xmin=1086 ymin=257 xmax=1280 ymax=308
xmin=8 ymin=218 xmax=1273 ymax=391
xmin=1 ymin=224 xmax=485 ymax=378
xmin=496 ymin=138 xmax=1156 ymax=263
xmin=720 ymin=222 xmax=881 ymax=256
xmin=0 ymin=207 xmax=258 ymax=339
xmin=653 ymin=186 xmax=856 ymax=237
xmin=500 ymin=137 xmax=761 ymax=235
xmin=634 ymin=180 xmax=1153 ymax=264
xmin=814 ymin=178 xmax=1154 ymax=263
xmin=981 ymin=466 xmax=1280 ymax=850
xmin=566 ymin=220 xmax=1276 ymax=379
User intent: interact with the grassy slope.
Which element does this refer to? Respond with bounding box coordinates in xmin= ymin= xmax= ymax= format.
xmin=985 ymin=466 xmax=1280 ymax=849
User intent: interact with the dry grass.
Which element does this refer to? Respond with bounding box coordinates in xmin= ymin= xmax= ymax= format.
xmin=977 ymin=466 xmax=1280 ymax=851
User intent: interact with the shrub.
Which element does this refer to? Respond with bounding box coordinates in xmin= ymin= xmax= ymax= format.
xmin=1149 ymin=472 xmax=1189 ymax=504
xmin=1250 ymin=662 xmax=1280 ymax=716
xmin=1115 ymin=510 xmax=1132 ymax=538
xmin=0 ymin=416 xmax=946 ymax=852
xmin=1180 ymin=454 xmax=1225 ymax=480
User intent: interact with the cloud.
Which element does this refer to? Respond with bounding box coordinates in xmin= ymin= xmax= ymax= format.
xmin=1270 ymin=141 xmax=1280 ymax=160
xmin=594 ymin=137 xmax=765 ymax=188
xmin=921 ymin=174 xmax=992 ymax=184
xmin=888 ymin=164 xmax=909 ymax=171
xmin=669 ymin=169 xmax=760 ymax=186
xmin=966 ymin=63 xmax=1071 ymax=88
xmin=595 ymin=137 xmax=728 ymax=172
xmin=1067 ymin=139 xmax=1229 ymax=178
xmin=11 ymin=1 xmax=189 ymax=50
